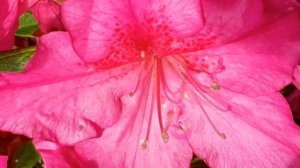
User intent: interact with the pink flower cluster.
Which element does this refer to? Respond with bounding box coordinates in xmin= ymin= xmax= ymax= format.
xmin=1 ymin=0 xmax=300 ymax=167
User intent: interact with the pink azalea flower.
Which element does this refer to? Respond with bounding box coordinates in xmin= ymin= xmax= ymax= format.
xmin=31 ymin=0 xmax=65 ymax=33
xmin=0 ymin=0 xmax=63 ymax=51
xmin=1 ymin=0 xmax=300 ymax=167
xmin=0 ymin=155 xmax=8 ymax=168
xmin=0 ymin=0 xmax=19 ymax=51
xmin=0 ymin=0 xmax=38 ymax=51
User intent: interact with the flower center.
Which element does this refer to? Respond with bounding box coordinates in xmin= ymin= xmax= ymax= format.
xmin=128 ymin=50 xmax=229 ymax=150
xmin=94 ymin=15 xmax=229 ymax=149
xmin=129 ymin=52 xmax=170 ymax=148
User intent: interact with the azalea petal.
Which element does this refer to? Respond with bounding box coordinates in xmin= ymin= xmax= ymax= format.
xmin=62 ymin=0 xmax=135 ymax=62
xmin=0 ymin=155 xmax=7 ymax=168
xmin=186 ymin=13 xmax=300 ymax=96
xmin=33 ymin=140 xmax=85 ymax=168
xmin=201 ymin=0 xmax=263 ymax=43
xmin=204 ymin=0 xmax=298 ymax=44
xmin=202 ymin=0 xmax=297 ymax=44
xmin=61 ymin=0 xmax=297 ymax=65
xmin=62 ymin=0 xmax=204 ymax=62
xmin=0 ymin=0 xmax=19 ymax=51
xmin=130 ymin=0 xmax=204 ymax=36
xmin=72 ymin=93 xmax=193 ymax=168
xmin=0 ymin=32 xmax=134 ymax=144
xmin=180 ymin=91 xmax=300 ymax=168
xmin=218 ymin=13 xmax=300 ymax=95
xmin=31 ymin=0 xmax=64 ymax=33
xmin=294 ymin=65 xmax=300 ymax=89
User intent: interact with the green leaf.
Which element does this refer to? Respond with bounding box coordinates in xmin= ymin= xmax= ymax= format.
xmin=14 ymin=142 xmax=41 ymax=168
xmin=0 ymin=47 xmax=36 ymax=72
xmin=15 ymin=12 xmax=39 ymax=37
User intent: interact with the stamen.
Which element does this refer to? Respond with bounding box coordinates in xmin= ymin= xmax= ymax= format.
xmin=210 ymin=82 xmax=220 ymax=91
xmin=156 ymin=58 xmax=172 ymax=143
xmin=128 ymin=63 xmax=153 ymax=153
xmin=161 ymin=132 xmax=169 ymax=142
xmin=195 ymin=94 xmax=226 ymax=139
xmin=167 ymin=57 xmax=226 ymax=139
xmin=129 ymin=62 xmax=153 ymax=96
xmin=164 ymin=110 xmax=174 ymax=132
xmin=140 ymin=139 xmax=149 ymax=149
xmin=144 ymin=72 xmax=156 ymax=141
xmin=156 ymin=58 xmax=165 ymax=132
xmin=167 ymin=58 xmax=230 ymax=112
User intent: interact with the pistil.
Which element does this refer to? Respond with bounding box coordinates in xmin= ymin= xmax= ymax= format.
xmin=156 ymin=58 xmax=169 ymax=142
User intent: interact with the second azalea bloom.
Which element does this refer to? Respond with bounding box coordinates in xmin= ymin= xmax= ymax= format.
xmin=1 ymin=0 xmax=300 ymax=167
xmin=31 ymin=0 xmax=65 ymax=33
xmin=0 ymin=0 xmax=45 ymax=51
xmin=0 ymin=0 xmax=41 ymax=51
xmin=0 ymin=0 xmax=64 ymax=50
xmin=0 ymin=0 xmax=19 ymax=51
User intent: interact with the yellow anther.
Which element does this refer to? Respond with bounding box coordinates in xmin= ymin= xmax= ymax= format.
xmin=162 ymin=132 xmax=169 ymax=142
xmin=211 ymin=82 xmax=221 ymax=91
xmin=140 ymin=139 xmax=149 ymax=149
